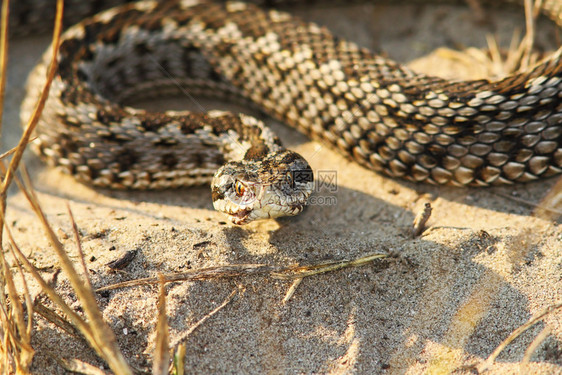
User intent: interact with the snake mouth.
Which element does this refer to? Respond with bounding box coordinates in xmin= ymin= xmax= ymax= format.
xmin=228 ymin=208 xmax=252 ymax=225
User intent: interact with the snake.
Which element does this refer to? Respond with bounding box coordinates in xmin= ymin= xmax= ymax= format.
xmin=18 ymin=0 xmax=562 ymax=224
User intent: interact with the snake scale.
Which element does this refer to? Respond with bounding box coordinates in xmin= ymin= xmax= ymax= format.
xmin=17 ymin=0 xmax=562 ymax=223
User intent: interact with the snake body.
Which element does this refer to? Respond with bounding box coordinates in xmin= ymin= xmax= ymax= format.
xmin=20 ymin=0 xmax=562 ymax=223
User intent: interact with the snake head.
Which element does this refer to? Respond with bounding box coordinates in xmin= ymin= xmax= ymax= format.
xmin=211 ymin=150 xmax=314 ymax=225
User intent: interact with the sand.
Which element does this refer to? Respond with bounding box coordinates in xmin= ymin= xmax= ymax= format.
xmin=3 ymin=2 xmax=562 ymax=374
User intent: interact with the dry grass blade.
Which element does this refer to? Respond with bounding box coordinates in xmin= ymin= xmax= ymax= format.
xmin=0 ymin=264 xmax=34 ymax=374
xmin=17 ymin=168 xmax=132 ymax=375
xmin=0 ymin=186 xmax=33 ymax=369
xmin=533 ymin=172 xmax=562 ymax=220
xmin=0 ymin=183 xmax=35 ymax=374
xmin=11 ymin=250 xmax=34 ymax=341
xmin=96 ymin=264 xmax=277 ymax=292
xmin=0 ymin=0 xmax=61 ymax=199
xmin=476 ymin=301 xmax=562 ymax=372
xmin=58 ymin=357 xmax=110 ymax=375
xmin=465 ymin=0 xmax=485 ymax=22
xmin=0 ymin=0 xmax=9 ymax=135
xmin=412 ymin=202 xmax=432 ymax=238
xmin=271 ymin=252 xmax=389 ymax=279
xmin=520 ymin=325 xmax=551 ymax=373
xmin=170 ymin=287 xmax=238 ymax=349
xmin=0 ymin=137 xmax=38 ymax=161
xmin=67 ymin=203 xmax=93 ymax=290
xmin=97 ymin=252 xmax=389 ymax=292
xmin=3 ymin=220 xmax=98 ymax=369
xmin=485 ymin=0 xmax=542 ymax=78
xmin=33 ymin=301 xmax=81 ymax=338
xmin=0 ymin=244 xmax=35 ymax=372
xmin=504 ymin=0 xmax=541 ymax=73
xmin=0 ymin=23 xmax=63 ymax=374
xmin=283 ymin=278 xmax=303 ymax=303
xmin=153 ymin=275 xmax=170 ymax=375
xmin=172 ymin=344 xmax=186 ymax=375
xmin=485 ymin=33 xmax=504 ymax=76
xmin=520 ymin=0 xmax=535 ymax=70
xmin=0 ymin=2 xmax=24 ymax=371
xmin=491 ymin=191 xmax=562 ymax=218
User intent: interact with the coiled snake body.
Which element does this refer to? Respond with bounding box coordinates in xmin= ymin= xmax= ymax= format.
xmin=20 ymin=0 xmax=562 ymax=223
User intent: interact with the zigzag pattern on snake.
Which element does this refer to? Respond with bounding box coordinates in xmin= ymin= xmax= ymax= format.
xmin=20 ymin=0 xmax=562 ymax=223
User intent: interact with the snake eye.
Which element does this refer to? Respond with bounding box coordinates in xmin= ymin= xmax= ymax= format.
xmin=234 ymin=180 xmax=246 ymax=196
xmin=286 ymin=171 xmax=293 ymax=187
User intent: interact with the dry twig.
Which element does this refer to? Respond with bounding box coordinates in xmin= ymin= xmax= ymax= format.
xmin=96 ymin=252 xmax=389 ymax=292
xmin=283 ymin=278 xmax=303 ymax=303
xmin=33 ymin=300 xmax=81 ymax=338
xmin=153 ymin=275 xmax=170 ymax=375
xmin=476 ymin=302 xmax=562 ymax=372
xmin=57 ymin=358 xmax=110 ymax=375
xmin=520 ymin=325 xmax=551 ymax=373
xmin=170 ymin=286 xmax=239 ymax=349
xmin=412 ymin=202 xmax=432 ymax=238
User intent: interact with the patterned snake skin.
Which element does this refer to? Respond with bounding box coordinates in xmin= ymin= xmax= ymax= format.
xmin=18 ymin=0 xmax=562 ymax=221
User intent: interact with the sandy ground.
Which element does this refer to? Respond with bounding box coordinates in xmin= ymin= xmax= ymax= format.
xmin=4 ymin=2 xmax=562 ymax=374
